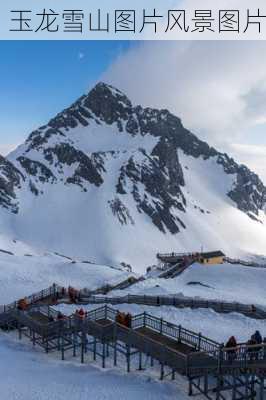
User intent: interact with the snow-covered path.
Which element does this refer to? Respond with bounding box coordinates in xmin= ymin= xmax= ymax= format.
xmin=0 ymin=333 xmax=187 ymax=400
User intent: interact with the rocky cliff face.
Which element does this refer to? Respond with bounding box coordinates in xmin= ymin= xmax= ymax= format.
xmin=0 ymin=155 xmax=23 ymax=213
xmin=1 ymin=82 xmax=265 ymax=261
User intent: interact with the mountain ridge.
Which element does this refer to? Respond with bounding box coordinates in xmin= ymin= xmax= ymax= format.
xmin=0 ymin=82 xmax=265 ymax=270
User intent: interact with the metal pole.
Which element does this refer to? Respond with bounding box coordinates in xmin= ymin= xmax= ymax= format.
xmin=138 ymin=352 xmax=142 ymax=371
xmin=61 ymin=336 xmax=64 ymax=360
xmin=126 ymin=344 xmax=130 ymax=373
xmin=93 ymin=337 xmax=97 ymax=361
xmin=73 ymin=333 xmax=76 ymax=357
xmin=259 ymin=377 xmax=264 ymax=400
xmin=160 ymin=363 xmax=164 ymax=380
xmin=102 ymin=342 xmax=106 ymax=368
xmin=204 ymin=373 xmax=208 ymax=395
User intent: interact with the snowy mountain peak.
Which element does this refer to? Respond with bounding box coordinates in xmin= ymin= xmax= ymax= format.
xmin=1 ymin=83 xmax=266 ymax=269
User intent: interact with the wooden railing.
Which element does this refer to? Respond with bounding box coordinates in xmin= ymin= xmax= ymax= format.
xmin=84 ymin=305 xmax=220 ymax=354
xmin=79 ymin=294 xmax=266 ymax=320
xmin=188 ymin=341 xmax=266 ymax=374
xmin=157 ymin=252 xmax=198 ymax=259
xmin=225 ymin=257 xmax=266 ymax=269
xmin=3 ymin=301 xmax=266 ymax=374
xmin=0 ymin=284 xmax=63 ymax=314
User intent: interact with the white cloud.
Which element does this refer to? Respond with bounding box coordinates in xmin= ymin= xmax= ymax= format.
xmin=103 ymin=41 xmax=266 ymax=147
xmin=229 ymin=143 xmax=266 ymax=184
xmin=0 ymin=143 xmax=18 ymax=156
xmin=102 ymin=41 xmax=266 ymax=182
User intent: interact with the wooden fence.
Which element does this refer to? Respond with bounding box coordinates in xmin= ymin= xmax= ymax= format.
xmin=225 ymin=257 xmax=266 ymax=269
xmin=0 ymin=284 xmax=63 ymax=314
xmin=79 ymin=293 xmax=266 ymax=320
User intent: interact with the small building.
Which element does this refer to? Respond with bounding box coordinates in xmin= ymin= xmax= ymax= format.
xmin=198 ymin=251 xmax=225 ymax=265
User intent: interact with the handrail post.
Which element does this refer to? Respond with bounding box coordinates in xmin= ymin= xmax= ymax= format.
xmin=218 ymin=345 xmax=223 ymax=373
xmin=198 ymin=332 xmax=202 ymax=351
xmin=186 ymin=353 xmax=190 ymax=376
xmin=178 ymin=325 xmax=182 ymax=342
xmin=143 ymin=312 xmax=146 ymax=327
xmin=160 ymin=318 xmax=163 ymax=334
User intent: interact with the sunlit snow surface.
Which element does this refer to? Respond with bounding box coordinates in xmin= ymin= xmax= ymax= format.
xmin=2 ymin=117 xmax=266 ymax=273
xmin=111 ymin=262 xmax=266 ymax=307
xmin=0 ymin=333 xmax=187 ymax=400
xmin=0 ymin=238 xmax=265 ymax=399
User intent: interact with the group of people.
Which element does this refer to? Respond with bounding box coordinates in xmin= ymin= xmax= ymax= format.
xmin=224 ymin=330 xmax=264 ymax=362
xmin=116 ymin=312 xmax=132 ymax=328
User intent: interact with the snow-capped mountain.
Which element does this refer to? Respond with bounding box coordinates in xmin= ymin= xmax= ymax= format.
xmin=0 ymin=82 xmax=265 ymax=271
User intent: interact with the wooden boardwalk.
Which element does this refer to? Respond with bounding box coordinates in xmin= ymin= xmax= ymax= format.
xmin=0 ymin=285 xmax=266 ymax=400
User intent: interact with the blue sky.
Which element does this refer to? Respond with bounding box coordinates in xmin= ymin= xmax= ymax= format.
xmin=0 ymin=40 xmax=266 ymax=182
xmin=0 ymin=41 xmax=135 ymax=152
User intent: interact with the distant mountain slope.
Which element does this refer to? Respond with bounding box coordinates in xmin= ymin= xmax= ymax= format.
xmin=0 ymin=82 xmax=265 ymax=271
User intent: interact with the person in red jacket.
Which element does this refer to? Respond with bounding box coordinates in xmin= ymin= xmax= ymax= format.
xmin=78 ymin=308 xmax=85 ymax=320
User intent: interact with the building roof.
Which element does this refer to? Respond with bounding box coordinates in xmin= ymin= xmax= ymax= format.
xmin=201 ymin=251 xmax=225 ymax=259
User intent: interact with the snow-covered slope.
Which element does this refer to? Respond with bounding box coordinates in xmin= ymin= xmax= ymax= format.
xmin=112 ymin=262 xmax=266 ymax=307
xmin=0 ymin=239 xmax=130 ymax=304
xmin=0 ymin=82 xmax=265 ymax=272
xmin=0 ymin=333 xmax=185 ymax=400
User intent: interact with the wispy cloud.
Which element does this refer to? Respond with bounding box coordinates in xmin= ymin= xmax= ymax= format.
xmin=103 ymin=41 xmax=266 ymax=182
xmin=229 ymin=143 xmax=266 ymax=184
xmin=103 ymin=41 xmax=266 ymax=147
xmin=0 ymin=143 xmax=18 ymax=156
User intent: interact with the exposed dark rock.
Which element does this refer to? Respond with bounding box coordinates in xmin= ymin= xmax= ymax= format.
xmin=17 ymin=156 xmax=56 ymax=183
xmin=26 ymin=128 xmax=66 ymax=150
xmin=187 ymin=281 xmax=214 ymax=289
xmin=29 ymin=180 xmax=39 ymax=196
xmin=84 ymin=82 xmax=132 ymax=126
xmin=1 ymin=82 xmax=265 ymax=229
xmin=48 ymin=99 xmax=93 ymax=130
xmin=216 ymin=154 xmax=266 ymax=216
xmin=0 ymin=248 xmax=14 ymax=256
xmin=109 ymin=198 xmax=134 ymax=225
xmin=0 ymin=155 xmax=23 ymax=213
xmin=117 ymin=145 xmax=186 ymax=234
xmin=43 ymin=143 xmax=104 ymax=188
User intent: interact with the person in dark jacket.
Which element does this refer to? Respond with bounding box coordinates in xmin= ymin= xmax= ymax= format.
xmin=254 ymin=331 xmax=262 ymax=345
xmin=48 ymin=315 xmax=54 ymax=323
xmin=263 ymin=337 xmax=266 ymax=358
xmin=225 ymin=336 xmax=237 ymax=363
xmin=253 ymin=331 xmax=263 ymax=359
xmin=247 ymin=335 xmax=257 ymax=360
xmin=125 ymin=313 xmax=132 ymax=328
xmin=57 ymin=312 xmax=65 ymax=320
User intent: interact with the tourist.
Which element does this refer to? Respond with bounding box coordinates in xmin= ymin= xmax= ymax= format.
xmin=225 ymin=336 xmax=237 ymax=363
